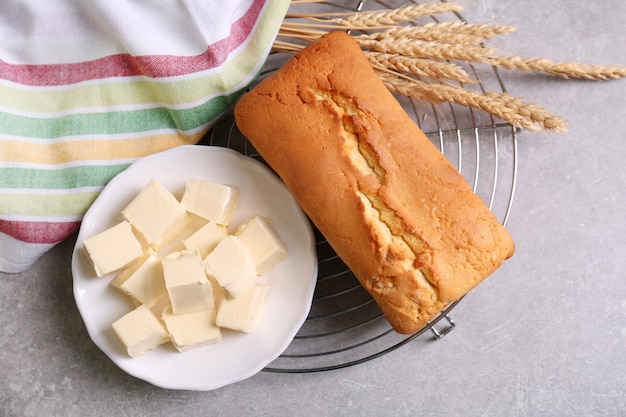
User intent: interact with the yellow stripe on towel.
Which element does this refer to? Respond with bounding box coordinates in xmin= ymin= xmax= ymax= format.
xmin=0 ymin=131 xmax=205 ymax=165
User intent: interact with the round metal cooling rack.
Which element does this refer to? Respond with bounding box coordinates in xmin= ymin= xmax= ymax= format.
xmin=199 ymin=0 xmax=518 ymax=373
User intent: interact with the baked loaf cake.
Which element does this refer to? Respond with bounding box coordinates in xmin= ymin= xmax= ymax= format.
xmin=234 ymin=32 xmax=515 ymax=334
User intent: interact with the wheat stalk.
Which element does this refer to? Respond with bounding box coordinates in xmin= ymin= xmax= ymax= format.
xmin=366 ymin=52 xmax=475 ymax=84
xmin=272 ymin=39 xmax=305 ymax=53
xmin=487 ymin=56 xmax=626 ymax=80
xmin=357 ymin=37 xmax=496 ymax=62
xmin=272 ymin=0 xmax=626 ymax=131
xmin=376 ymin=70 xmax=567 ymax=132
xmin=334 ymin=3 xmax=464 ymax=27
xmin=357 ymin=22 xmax=516 ymax=45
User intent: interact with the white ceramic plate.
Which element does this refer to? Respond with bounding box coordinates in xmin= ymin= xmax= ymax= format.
xmin=72 ymin=145 xmax=317 ymax=390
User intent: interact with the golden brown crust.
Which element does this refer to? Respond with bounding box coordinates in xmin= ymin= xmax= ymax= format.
xmin=234 ymin=32 xmax=514 ymax=334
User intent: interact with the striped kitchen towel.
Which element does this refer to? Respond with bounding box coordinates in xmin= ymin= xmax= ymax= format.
xmin=0 ymin=0 xmax=290 ymax=273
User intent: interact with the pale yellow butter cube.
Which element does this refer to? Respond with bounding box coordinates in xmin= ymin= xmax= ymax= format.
xmin=162 ymin=306 xmax=221 ymax=352
xmin=153 ymin=213 xmax=208 ymax=257
xmin=203 ymin=235 xmax=256 ymax=298
xmin=236 ymin=215 xmax=288 ymax=275
xmin=111 ymin=304 xmax=169 ymax=357
xmin=110 ymin=249 xmax=166 ymax=306
xmin=162 ymin=249 xmax=213 ymax=314
xmin=183 ymin=221 xmax=227 ymax=258
xmin=121 ymin=180 xmax=186 ymax=246
xmin=216 ymin=283 xmax=269 ymax=333
xmin=150 ymin=212 xmax=195 ymax=253
xmin=83 ymin=220 xmax=143 ymax=277
xmin=180 ymin=179 xmax=239 ymax=226
xmin=141 ymin=292 xmax=171 ymax=326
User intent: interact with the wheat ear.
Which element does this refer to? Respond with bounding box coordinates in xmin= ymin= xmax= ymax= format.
xmin=366 ymin=52 xmax=475 ymax=84
xmin=357 ymin=22 xmax=516 ymax=45
xmin=334 ymin=3 xmax=464 ymax=27
xmin=376 ymin=70 xmax=567 ymax=132
xmin=487 ymin=56 xmax=626 ymax=80
xmin=358 ymin=37 xmax=496 ymax=62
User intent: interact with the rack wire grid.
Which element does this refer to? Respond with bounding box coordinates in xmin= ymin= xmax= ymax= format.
xmin=200 ymin=0 xmax=518 ymax=373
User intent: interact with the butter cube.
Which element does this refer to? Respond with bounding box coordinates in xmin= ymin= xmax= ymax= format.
xmin=83 ymin=220 xmax=143 ymax=277
xmin=142 ymin=292 xmax=171 ymax=325
xmin=110 ymin=249 xmax=166 ymax=306
xmin=216 ymin=283 xmax=269 ymax=333
xmin=180 ymin=179 xmax=239 ymax=225
xmin=121 ymin=180 xmax=186 ymax=246
xmin=236 ymin=215 xmax=288 ymax=275
xmin=208 ymin=276 xmax=225 ymax=310
xmin=203 ymin=235 xmax=256 ymax=298
xmin=162 ymin=306 xmax=221 ymax=352
xmin=150 ymin=213 xmax=195 ymax=253
xmin=111 ymin=304 xmax=169 ymax=357
xmin=153 ymin=213 xmax=208 ymax=256
xmin=182 ymin=221 xmax=227 ymax=258
xmin=162 ymin=249 xmax=213 ymax=314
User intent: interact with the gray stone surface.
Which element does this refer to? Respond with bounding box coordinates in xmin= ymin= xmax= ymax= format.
xmin=2 ymin=1 xmax=625 ymax=416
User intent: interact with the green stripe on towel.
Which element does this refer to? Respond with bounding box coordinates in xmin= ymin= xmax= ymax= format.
xmin=0 ymin=89 xmax=243 ymax=139
xmin=0 ymin=164 xmax=130 ymax=189
xmin=0 ymin=191 xmax=100 ymax=217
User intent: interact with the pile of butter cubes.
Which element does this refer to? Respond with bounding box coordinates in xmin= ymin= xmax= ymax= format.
xmin=82 ymin=179 xmax=288 ymax=357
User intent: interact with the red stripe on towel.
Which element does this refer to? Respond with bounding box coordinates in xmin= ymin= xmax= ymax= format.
xmin=0 ymin=0 xmax=264 ymax=86
xmin=0 ymin=219 xmax=81 ymax=244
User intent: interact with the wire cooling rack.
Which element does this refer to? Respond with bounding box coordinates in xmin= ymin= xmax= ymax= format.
xmin=200 ymin=0 xmax=518 ymax=373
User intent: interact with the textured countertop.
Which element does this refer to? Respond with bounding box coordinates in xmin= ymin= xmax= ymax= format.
xmin=2 ymin=1 xmax=625 ymax=416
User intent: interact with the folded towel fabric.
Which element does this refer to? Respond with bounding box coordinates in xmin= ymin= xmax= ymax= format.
xmin=0 ymin=0 xmax=290 ymax=272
